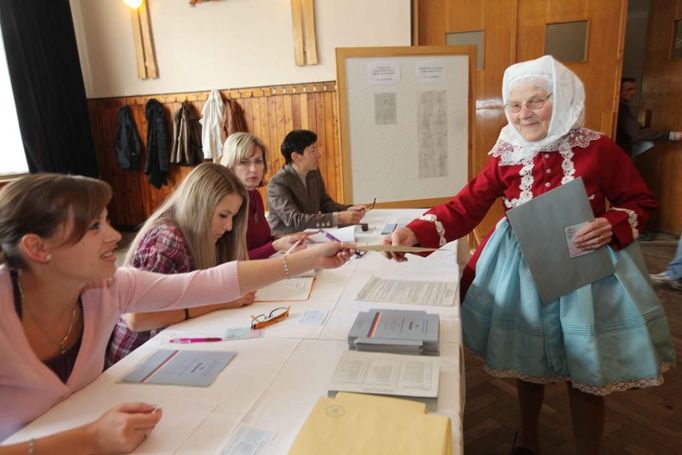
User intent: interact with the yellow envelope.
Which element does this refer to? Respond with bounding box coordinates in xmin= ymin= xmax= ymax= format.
xmin=289 ymin=393 xmax=452 ymax=455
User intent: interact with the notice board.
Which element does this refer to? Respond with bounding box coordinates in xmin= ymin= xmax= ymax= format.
xmin=336 ymin=46 xmax=474 ymax=206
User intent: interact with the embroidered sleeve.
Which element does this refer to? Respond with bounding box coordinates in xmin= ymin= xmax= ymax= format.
xmin=598 ymin=138 xmax=657 ymax=249
xmin=407 ymin=157 xmax=504 ymax=249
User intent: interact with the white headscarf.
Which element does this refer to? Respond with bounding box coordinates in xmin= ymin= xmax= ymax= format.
xmin=493 ymin=55 xmax=585 ymax=161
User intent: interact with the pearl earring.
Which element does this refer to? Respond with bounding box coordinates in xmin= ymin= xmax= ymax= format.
xmin=45 ymin=254 xmax=52 ymax=262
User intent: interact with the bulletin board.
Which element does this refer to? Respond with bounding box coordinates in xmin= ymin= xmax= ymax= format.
xmin=336 ymin=46 xmax=475 ymax=207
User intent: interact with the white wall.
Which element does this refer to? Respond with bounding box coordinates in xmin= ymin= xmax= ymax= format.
xmin=70 ymin=0 xmax=411 ymax=98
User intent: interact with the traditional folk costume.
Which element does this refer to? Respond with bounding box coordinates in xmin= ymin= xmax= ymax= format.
xmin=407 ymin=56 xmax=674 ymax=395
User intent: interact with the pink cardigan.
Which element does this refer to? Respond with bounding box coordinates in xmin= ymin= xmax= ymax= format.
xmin=0 ymin=262 xmax=240 ymax=441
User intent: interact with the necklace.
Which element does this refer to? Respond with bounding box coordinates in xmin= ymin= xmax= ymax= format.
xmin=17 ymin=273 xmax=79 ymax=355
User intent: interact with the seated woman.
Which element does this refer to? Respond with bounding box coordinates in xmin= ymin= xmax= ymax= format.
xmin=220 ymin=132 xmax=307 ymax=259
xmin=107 ymin=163 xmax=256 ymax=366
xmin=0 ymin=173 xmax=349 ymax=453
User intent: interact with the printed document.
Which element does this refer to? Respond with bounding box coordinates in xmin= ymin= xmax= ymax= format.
xmin=357 ymin=275 xmax=457 ymax=306
xmin=255 ymin=276 xmax=314 ymax=301
xmin=329 ymin=350 xmax=440 ymax=398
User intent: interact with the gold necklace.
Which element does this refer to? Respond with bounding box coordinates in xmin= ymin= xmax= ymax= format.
xmin=17 ymin=273 xmax=79 ymax=355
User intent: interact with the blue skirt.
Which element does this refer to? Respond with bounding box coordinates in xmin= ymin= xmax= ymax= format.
xmin=462 ymin=220 xmax=675 ymax=395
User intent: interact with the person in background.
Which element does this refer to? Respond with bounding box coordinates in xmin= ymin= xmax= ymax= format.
xmin=220 ymin=132 xmax=308 ymax=259
xmin=107 ymin=163 xmax=256 ymax=366
xmin=649 ymin=234 xmax=682 ymax=290
xmin=267 ymin=129 xmax=367 ymax=236
xmin=0 ymin=173 xmax=349 ymax=453
xmin=385 ymin=56 xmax=673 ymax=455
xmin=616 ymin=77 xmax=682 ymax=156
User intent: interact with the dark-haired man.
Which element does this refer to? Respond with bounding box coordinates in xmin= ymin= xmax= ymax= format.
xmin=616 ymin=78 xmax=681 ymax=156
xmin=267 ymin=129 xmax=367 ymax=235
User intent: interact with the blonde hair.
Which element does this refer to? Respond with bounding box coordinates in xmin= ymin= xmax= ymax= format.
xmin=0 ymin=174 xmax=111 ymax=268
xmin=220 ymin=132 xmax=268 ymax=187
xmin=125 ymin=163 xmax=248 ymax=269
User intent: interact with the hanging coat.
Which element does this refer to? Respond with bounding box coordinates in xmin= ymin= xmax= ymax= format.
xmin=219 ymin=98 xmax=248 ymax=145
xmin=144 ymin=99 xmax=170 ymax=188
xmin=199 ymin=89 xmax=224 ymax=162
xmin=114 ymin=105 xmax=142 ymax=170
xmin=170 ymin=101 xmax=203 ymax=166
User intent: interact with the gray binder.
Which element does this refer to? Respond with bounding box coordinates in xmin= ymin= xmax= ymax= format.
xmin=348 ymin=309 xmax=439 ymax=355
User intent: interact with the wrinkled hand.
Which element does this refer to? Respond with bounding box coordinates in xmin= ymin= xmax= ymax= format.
xmin=86 ymin=402 xmax=162 ymax=454
xmin=574 ymin=217 xmax=613 ymax=250
xmin=223 ymin=292 xmax=256 ymax=309
xmin=338 ymin=210 xmax=364 ymax=225
xmin=383 ymin=227 xmax=418 ymax=262
xmin=308 ymin=242 xmax=352 ymax=269
xmin=272 ymin=233 xmax=309 ymax=253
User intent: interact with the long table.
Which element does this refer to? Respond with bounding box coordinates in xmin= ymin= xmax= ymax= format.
xmin=6 ymin=209 xmax=465 ymax=454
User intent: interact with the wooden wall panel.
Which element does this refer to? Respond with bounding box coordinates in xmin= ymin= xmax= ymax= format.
xmin=637 ymin=0 xmax=682 ymax=233
xmin=88 ymin=82 xmax=341 ymax=228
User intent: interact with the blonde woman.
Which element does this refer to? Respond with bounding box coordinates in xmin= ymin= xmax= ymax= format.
xmin=220 ymin=132 xmax=306 ymax=259
xmin=107 ymin=163 xmax=255 ymax=365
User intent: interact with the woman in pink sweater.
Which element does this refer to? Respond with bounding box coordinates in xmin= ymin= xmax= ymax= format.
xmin=0 ymin=174 xmax=349 ymax=453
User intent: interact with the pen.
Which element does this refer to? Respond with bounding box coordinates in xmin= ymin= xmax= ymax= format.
xmin=284 ymin=239 xmax=302 ymax=256
xmin=320 ymin=230 xmax=341 ymax=242
xmin=169 ymin=337 xmax=223 ymax=344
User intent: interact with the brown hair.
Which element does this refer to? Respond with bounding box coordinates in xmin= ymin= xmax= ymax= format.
xmin=125 ymin=163 xmax=249 ymax=269
xmin=0 ymin=173 xmax=112 ymax=268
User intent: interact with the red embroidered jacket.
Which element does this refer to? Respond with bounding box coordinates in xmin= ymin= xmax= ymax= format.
xmin=407 ymin=129 xmax=657 ymax=297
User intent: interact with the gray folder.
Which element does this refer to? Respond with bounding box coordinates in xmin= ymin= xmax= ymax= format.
xmin=506 ymin=177 xmax=614 ymax=304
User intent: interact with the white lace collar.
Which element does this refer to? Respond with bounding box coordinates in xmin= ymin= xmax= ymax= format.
xmin=490 ymin=128 xmax=602 ymax=166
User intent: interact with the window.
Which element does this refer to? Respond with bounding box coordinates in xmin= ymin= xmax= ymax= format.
xmin=446 ymin=31 xmax=485 ymax=70
xmin=0 ymin=24 xmax=28 ymax=176
xmin=545 ymin=20 xmax=589 ymax=63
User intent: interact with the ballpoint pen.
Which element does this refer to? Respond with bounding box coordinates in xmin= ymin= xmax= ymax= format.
xmin=169 ymin=337 xmax=223 ymax=344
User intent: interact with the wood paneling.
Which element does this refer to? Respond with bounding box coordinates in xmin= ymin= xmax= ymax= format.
xmin=417 ymin=0 xmax=627 ymax=241
xmin=88 ymin=82 xmax=341 ymax=228
xmin=636 ymin=0 xmax=682 ymax=234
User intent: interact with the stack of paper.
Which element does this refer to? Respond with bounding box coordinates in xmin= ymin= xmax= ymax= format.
xmin=328 ymin=350 xmax=440 ymax=402
xmin=289 ymin=392 xmax=452 ymax=455
xmin=348 ymin=309 xmax=439 ymax=355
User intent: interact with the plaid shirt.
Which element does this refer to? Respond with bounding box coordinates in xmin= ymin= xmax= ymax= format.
xmin=106 ymin=223 xmax=194 ymax=366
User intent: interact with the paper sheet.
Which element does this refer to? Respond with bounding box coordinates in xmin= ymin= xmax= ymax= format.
xmin=255 ymin=276 xmax=314 ymax=301
xmin=356 ymin=275 xmax=457 ymax=307
xmin=329 ymin=351 xmax=440 ymax=398
xmin=305 ymin=225 xmax=357 ymax=243
xmin=221 ymin=424 xmax=276 ymax=455
xmin=121 ymin=349 xmax=236 ymax=387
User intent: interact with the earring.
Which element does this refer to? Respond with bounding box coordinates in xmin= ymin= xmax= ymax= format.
xmin=45 ymin=254 xmax=52 ymax=262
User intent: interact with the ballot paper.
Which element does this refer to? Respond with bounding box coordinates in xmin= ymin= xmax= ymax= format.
xmin=328 ymin=350 xmax=440 ymax=399
xmin=255 ymin=276 xmax=314 ymax=301
xmin=121 ymin=349 xmax=236 ymax=387
xmin=357 ymin=275 xmax=457 ymax=307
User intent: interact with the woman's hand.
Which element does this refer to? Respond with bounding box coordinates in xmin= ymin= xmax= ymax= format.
xmin=574 ymin=217 xmax=613 ymax=251
xmin=222 ymin=292 xmax=256 ymax=309
xmin=307 ymin=242 xmax=352 ymax=269
xmin=272 ymin=233 xmax=309 ymax=253
xmin=85 ymin=402 xmax=162 ymax=454
xmin=383 ymin=227 xmax=418 ymax=262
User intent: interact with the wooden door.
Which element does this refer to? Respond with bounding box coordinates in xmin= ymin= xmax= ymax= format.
xmin=634 ymin=0 xmax=682 ymax=234
xmin=415 ymin=0 xmax=628 ymax=241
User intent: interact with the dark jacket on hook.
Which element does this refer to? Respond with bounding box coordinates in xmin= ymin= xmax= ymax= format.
xmin=114 ymin=106 xmax=142 ymax=170
xmin=220 ymin=98 xmax=248 ymax=144
xmin=144 ymin=99 xmax=170 ymax=188
xmin=171 ymin=101 xmax=203 ymax=166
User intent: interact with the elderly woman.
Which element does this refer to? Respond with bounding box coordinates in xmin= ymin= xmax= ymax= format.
xmin=385 ymin=55 xmax=674 ymax=454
